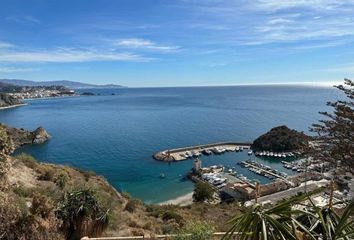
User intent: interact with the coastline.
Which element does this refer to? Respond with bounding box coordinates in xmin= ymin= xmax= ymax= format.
xmin=158 ymin=192 xmax=194 ymax=206
xmin=0 ymin=103 xmax=27 ymax=110
xmin=23 ymin=94 xmax=80 ymax=101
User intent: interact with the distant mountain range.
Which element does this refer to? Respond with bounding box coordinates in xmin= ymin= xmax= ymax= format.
xmin=0 ymin=79 xmax=124 ymax=89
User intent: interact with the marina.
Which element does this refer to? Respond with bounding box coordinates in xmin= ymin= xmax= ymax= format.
xmin=189 ymin=157 xmax=324 ymax=203
xmin=238 ymin=160 xmax=288 ymax=181
xmin=153 ymin=142 xmax=251 ymax=161
xmin=254 ymin=151 xmax=299 ymax=158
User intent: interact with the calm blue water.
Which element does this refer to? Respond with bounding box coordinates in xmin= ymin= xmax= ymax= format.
xmin=0 ymin=85 xmax=340 ymax=203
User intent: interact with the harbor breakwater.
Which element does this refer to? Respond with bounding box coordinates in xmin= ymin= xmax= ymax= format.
xmin=153 ymin=141 xmax=252 ymax=161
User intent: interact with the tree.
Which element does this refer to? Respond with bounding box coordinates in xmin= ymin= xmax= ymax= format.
xmin=56 ymin=188 xmax=110 ymax=240
xmin=310 ymin=79 xmax=354 ymax=171
xmin=193 ymin=181 xmax=214 ymax=202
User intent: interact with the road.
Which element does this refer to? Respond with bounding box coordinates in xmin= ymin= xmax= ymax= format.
xmin=246 ymin=179 xmax=329 ymax=206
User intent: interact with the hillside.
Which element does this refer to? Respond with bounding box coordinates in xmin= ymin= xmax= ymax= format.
xmin=251 ymin=125 xmax=311 ymax=152
xmin=0 ymin=124 xmax=242 ymax=239
xmin=0 ymin=79 xmax=124 ymax=89
xmin=0 ymin=93 xmax=23 ymax=108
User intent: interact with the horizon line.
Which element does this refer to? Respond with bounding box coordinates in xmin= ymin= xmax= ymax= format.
xmin=0 ymin=78 xmax=344 ymax=88
xmin=126 ymin=81 xmax=342 ymax=89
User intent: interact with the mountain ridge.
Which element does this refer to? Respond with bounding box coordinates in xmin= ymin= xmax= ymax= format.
xmin=0 ymin=79 xmax=124 ymax=89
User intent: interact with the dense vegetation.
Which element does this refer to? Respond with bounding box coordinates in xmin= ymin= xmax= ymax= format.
xmin=252 ymin=125 xmax=310 ymax=152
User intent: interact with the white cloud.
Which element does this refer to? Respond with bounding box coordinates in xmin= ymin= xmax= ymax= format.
xmin=113 ymin=38 xmax=180 ymax=52
xmin=0 ymin=48 xmax=152 ymax=63
xmin=0 ymin=66 xmax=40 ymax=73
xmin=5 ymin=15 xmax=41 ymax=25
xmin=0 ymin=41 xmax=14 ymax=49
xmin=179 ymin=0 xmax=354 ymax=48
xmin=320 ymin=64 xmax=354 ymax=73
xmin=254 ymin=0 xmax=354 ymax=11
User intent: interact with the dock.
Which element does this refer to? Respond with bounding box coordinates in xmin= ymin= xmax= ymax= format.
xmin=153 ymin=142 xmax=252 ymax=161
xmin=240 ymin=161 xmax=287 ymax=181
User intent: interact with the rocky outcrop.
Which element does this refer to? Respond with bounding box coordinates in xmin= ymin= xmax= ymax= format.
xmin=31 ymin=127 xmax=50 ymax=144
xmin=0 ymin=93 xmax=22 ymax=108
xmin=251 ymin=125 xmax=310 ymax=152
xmin=81 ymin=92 xmax=95 ymax=96
xmin=2 ymin=124 xmax=50 ymax=149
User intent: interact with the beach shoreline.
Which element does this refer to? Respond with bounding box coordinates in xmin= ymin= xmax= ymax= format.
xmin=0 ymin=103 xmax=27 ymax=110
xmin=158 ymin=192 xmax=194 ymax=206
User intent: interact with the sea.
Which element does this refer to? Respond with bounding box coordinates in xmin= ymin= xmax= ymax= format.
xmin=0 ymin=85 xmax=341 ymax=204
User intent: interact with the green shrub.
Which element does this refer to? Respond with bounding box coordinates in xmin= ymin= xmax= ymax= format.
xmin=13 ymin=185 xmax=30 ymax=197
xmin=77 ymin=168 xmax=96 ymax=181
xmin=128 ymin=220 xmax=139 ymax=228
xmin=173 ymin=221 xmax=214 ymax=240
xmin=38 ymin=167 xmax=55 ymax=181
xmin=124 ymin=199 xmax=140 ymax=213
xmin=15 ymin=153 xmax=37 ymax=169
xmin=54 ymin=172 xmax=68 ymax=189
xmin=161 ymin=211 xmax=184 ymax=225
xmin=161 ymin=222 xmax=180 ymax=234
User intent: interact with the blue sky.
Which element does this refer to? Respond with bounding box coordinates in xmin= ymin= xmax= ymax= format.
xmin=0 ymin=0 xmax=353 ymax=87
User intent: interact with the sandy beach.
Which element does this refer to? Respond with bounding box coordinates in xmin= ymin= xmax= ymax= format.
xmin=0 ymin=103 xmax=27 ymax=110
xmin=158 ymin=192 xmax=194 ymax=206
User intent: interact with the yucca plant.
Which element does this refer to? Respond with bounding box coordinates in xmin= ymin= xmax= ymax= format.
xmin=56 ymin=188 xmax=110 ymax=239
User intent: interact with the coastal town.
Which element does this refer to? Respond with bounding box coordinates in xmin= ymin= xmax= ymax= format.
xmin=0 ymin=81 xmax=80 ymax=109
xmin=7 ymin=86 xmax=76 ymax=99
xmin=154 ymin=126 xmax=354 ymax=209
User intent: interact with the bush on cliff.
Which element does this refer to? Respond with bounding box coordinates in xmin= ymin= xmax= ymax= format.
xmin=0 ymin=125 xmax=14 ymax=156
xmin=56 ymin=188 xmax=110 ymax=239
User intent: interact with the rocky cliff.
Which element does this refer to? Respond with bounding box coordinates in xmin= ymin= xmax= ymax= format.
xmin=0 ymin=93 xmax=23 ymax=108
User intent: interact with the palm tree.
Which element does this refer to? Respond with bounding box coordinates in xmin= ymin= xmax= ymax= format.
xmin=223 ymin=190 xmax=354 ymax=240
xmin=298 ymin=199 xmax=354 ymax=240
xmin=222 ymin=192 xmax=314 ymax=240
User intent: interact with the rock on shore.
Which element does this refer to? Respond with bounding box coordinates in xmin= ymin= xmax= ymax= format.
xmin=2 ymin=124 xmax=51 ymax=149
xmin=251 ymin=125 xmax=310 ymax=152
